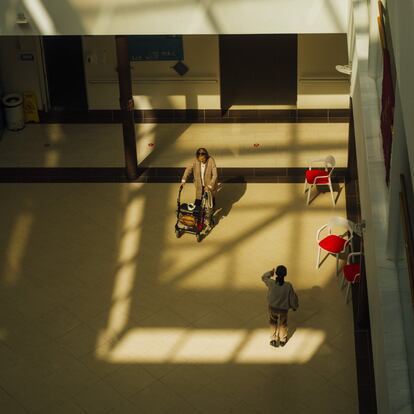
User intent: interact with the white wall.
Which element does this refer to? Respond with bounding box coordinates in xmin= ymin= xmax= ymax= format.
xmin=386 ymin=0 xmax=414 ymax=199
xmin=0 ymin=36 xmax=46 ymax=110
xmin=384 ymin=0 xmax=414 ymax=402
xmin=0 ymin=0 xmax=349 ymax=35
xmin=297 ymin=34 xmax=350 ymax=109
xmin=83 ymin=35 xmax=220 ymax=110
xmin=0 ymin=33 xmax=356 ymax=112
xmin=350 ymin=0 xmax=414 ymax=412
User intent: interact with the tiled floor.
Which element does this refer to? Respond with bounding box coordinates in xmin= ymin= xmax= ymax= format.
xmin=0 ymin=182 xmax=358 ymax=413
xmin=0 ymin=123 xmax=348 ymax=168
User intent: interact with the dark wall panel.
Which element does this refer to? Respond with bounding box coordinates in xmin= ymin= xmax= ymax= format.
xmin=43 ymin=36 xmax=88 ymax=110
xmin=219 ymin=34 xmax=297 ymax=110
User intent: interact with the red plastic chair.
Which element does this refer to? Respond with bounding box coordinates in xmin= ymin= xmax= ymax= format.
xmin=316 ymin=216 xmax=354 ymax=274
xmin=341 ymin=252 xmax=362 ymax=303
xmin=304 ymin=155 xmax=336 ymax=206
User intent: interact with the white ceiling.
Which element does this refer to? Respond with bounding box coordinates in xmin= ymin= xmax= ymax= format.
xmin=1 ymin=0 xmax=350 ymax=35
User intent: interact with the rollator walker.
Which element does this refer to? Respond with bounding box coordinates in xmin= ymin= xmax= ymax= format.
xmin=175 ymin=186 xmax=215 ymax=242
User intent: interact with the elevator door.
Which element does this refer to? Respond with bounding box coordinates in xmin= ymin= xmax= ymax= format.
xmin=43 ymin=36 xmax=88 ymax=110
xmin=219 ymin=34 xmax=297 ymax=110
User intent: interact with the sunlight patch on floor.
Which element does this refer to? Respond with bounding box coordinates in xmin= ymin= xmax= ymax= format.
xmin=2 ymin=212 xmax=33 ymax=286
xmin=105 ymin=190 xmax=146 ymax=344
xmin=97 ymin=327 xmax=326 ymax=364
xmin=158 ymin=183 xmax=343 ymax=292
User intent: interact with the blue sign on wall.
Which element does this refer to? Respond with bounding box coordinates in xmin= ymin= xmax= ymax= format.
xmin=128 ymin=35 xmax=184 ymax=61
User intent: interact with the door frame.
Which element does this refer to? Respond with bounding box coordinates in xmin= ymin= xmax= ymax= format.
xmin=37 ymin=37 xmax=51 ymax=112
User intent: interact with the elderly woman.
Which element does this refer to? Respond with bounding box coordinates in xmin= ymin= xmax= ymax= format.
xmin=181 ymin=148 xmax=218 ymax=203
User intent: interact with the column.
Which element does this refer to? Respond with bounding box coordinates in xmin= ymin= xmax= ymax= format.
xmin=115 ymin=35 xmax=138 ymax=180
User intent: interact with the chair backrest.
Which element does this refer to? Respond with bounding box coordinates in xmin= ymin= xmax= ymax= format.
xmin=327 ymin=216 xmax=354 ymax=235
xmin=347 ymin=252 xmax=363 ymax=264
xmin=324 ymin=155 xmax=336 ymax=169
xmin=310 ymin=157 xmax=327 ymax=164
xmin=309 ymin=155 xmax=336 ymax=172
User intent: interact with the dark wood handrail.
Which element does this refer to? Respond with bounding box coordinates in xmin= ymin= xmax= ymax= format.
xmin=399 ymin=174 xmax=414 ymax=307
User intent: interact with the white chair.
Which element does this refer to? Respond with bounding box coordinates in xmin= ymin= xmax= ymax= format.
xmin=304 ymin=155 xmax=336 ymax=206
xmin=316 ymin=216 xmax=354 ymax=275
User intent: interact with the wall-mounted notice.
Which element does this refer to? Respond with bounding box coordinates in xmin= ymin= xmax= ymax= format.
xmin=127 ymin=35 xmax=184 ymax=61
xmin=19 ymin=52 xmax=34 ymax=61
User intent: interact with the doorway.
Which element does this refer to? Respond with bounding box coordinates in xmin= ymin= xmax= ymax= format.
xmin=42 ymin=36 xmax=88 ymax=110
xmin=219 ymin=34 xmax=297 ymax=111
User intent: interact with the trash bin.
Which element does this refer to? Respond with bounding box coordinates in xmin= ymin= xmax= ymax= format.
xmin=2 ymin=93 xmax=25 ymax=131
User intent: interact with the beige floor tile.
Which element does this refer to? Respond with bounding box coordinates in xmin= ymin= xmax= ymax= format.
xmin=301 ymin=379 xmax=359 ymax=414
xmin=73 ymin=380 xmax=126 ymax=414
xmin=0 ymin=366 xmax=66 ymax=412
xmin=5 ymin=280 xmax=58 ymax=321
xmin=87 ymin=297 xmax=159 ymax=338
xmin=136 ymin=363 xmax=178 ymax=381
xmin=328 ymin=364 xmax=359 ymax=399
xmin=129 ymin=380 xmax=195 ymax=414
xmin=0 ymin=353 xmax=52 ymax=386
xmin=191 ymin=307 xmax=245 ymax=329
xmin=218 ymin=292 xmax=267 ymax=324
xmin=278 ymin=364 xmax=331 ymax=399
xmin=0 ymin=182 xmax=358 ymax=412
xmin=31 ymin=271 xmax=87 ymax=302
xmin=183 ymin=381 xmax=242 ymax=414
xmin=0 ymin=341 xmax=20 ymax=371
xmin=167 ymin=294 xmax=215 ymax=324
xmin=44 ymin=353 xmax=99 ymax=398
xmin=57 ymin=323 xmax=109 ymax=359
xmin=0 ymin=123 xmax=348 ymax=168
xmin=79 ymin=351 xmax=121 ymax=379
xmin=159 ymin=365 xmax=214 ymax=397
xmin=304 ymin=341 xmax=355 ymax=380
xmin=0 ymin=321 xmax=57 ymax=367
xmin=210 ymin=367 xmax=270 ymax=401
xmin=62 ymin=289 xmax=113 ymax=324
xmin=105 ymin=398 xmax=138 ymax=414
xmin=35 ymin=399 xmax=87 ymax=414
xmin=35 ymin=305 xmax=82 ymax=340
xmin=127 ymin=297 xmax=169 ymax=324
xmin=137 ymin=307 xmax=192 ymax=329
xmin=231 ymin=393 xmax=310 ymax=414
xmin=0 ymin=386 xmax=27 ymax=414
xmin=300 ymin=307 xmax=353 ymax=341
xmin=74 ymin=259 xmax=119 ymax=291
xmin=329 ymin=330 xmax=357 ymax=358
xmin=103 ymin=365 xmax=157 ymax=398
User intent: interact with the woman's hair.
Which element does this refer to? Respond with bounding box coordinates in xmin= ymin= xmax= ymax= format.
xmin=275 ymin=265 xmax=287 ymax=286
xmin=196 ymin=148 xmax=209 ymax=158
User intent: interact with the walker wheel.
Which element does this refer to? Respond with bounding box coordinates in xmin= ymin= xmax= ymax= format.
xmin=196 ymin=234 xmax=203 ymax=243
xmin=175 ymin=229 xmax=183 ymax=238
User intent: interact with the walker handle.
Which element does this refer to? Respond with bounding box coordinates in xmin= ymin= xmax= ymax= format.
xmin=177 ymin=184 xmax=183 ymax=203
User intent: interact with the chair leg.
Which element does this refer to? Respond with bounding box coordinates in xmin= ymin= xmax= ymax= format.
xmin=345 ymin=283 xmax=351 ymax=304
xmin=329 ymin=182 xmax=335 ymax=206
xmin=307 ymin=184 xmax=312 ymax=205
xmin=336 ymin=254 xmax=339 ymax=275
xmin=339 ymin=273 xmax=345 ymax=289
xmin=303 ymin=179 xmax=308 ymax=193
xmin=316 ymin=247 xmax=321 ymax=269
xmin=349 ymin=241 xmax=354 ymax=254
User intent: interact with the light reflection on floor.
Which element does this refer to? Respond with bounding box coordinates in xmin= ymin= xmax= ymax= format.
xmin=100 ymin=327 xmax=326 ymax=364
